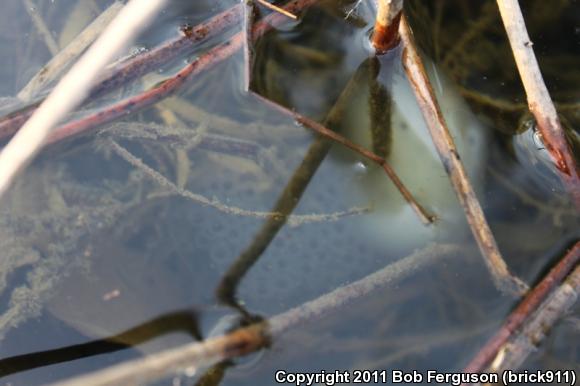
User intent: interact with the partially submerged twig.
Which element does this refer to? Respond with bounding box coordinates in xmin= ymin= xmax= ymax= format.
xmin=49 ymin=243 xmax=461 ymax=386
xmin=495 ymin=0 xmax=580 ymax=209
xmin=485 ymin=264 xmax=580 ymax=378
xmin=398 ymin=15 xmax=527 ymax=295
xmin=0 ymin=0 xmax=168 ymax=199
xmin=372 ymin=0 xmax=403 ymax=53
xmin=462 ymin=241 xmax=580 ymax=376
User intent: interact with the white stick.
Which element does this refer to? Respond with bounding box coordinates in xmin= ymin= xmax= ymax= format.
xmin=0 ymin=0 xmax=167 ymax=199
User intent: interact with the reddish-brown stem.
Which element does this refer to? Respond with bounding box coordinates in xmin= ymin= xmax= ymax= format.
xmin=253 ymin=92 xmax=434 ymax=225
xmin=50 ymin=244 xmax=461 ymax=386
xmin=399 ymin=15 xmax=527 ymax=295
xmin=47 ymin=36 xmax=244 ymax=144
xmin=0 ymin=0 xmax=320 ymax=146
xmin=0 ymin=4 xmax=243 ymax=141
xmin=0 ymin=0 xmax=320 ymax=143
xmin=372 ymin=0 xmax=403 ymax=53
xmin=461 ymin=241 xmax=580 ymax=377
xmin=88 ymin=3 xmax=245 ymax=99
xmin=495 ymin=0 xmax=580 ymax=209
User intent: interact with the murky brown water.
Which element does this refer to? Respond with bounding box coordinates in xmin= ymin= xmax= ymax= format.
xmin=0 ymin=0 xmax=578 ymax=385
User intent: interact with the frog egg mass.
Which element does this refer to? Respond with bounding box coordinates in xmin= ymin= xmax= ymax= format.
xmin=335 ymin=55 xmax=489 ymax=254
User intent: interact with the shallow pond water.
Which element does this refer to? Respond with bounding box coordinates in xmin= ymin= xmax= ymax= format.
xmin=0 ymin=0 xmax=578 ymax=385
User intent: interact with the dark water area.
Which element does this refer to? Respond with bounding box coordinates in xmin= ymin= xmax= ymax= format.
xmin=0 ymin=0 xmax=578 ymax=385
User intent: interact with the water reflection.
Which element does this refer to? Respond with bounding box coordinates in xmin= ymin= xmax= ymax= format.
xmin=0 ymin=0 xmax=578 ymax=385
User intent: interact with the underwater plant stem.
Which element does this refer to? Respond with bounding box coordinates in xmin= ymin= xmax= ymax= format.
xmin=255 ymin=93 xmax=434 ymax=224
xmin=18 ymin=1 xmax=125 ymax=101
xmin=216 ymin=60 xmax=370 ymax=307
xmin=372 ymin=0 xmax=403 ymax=53
xmin=398 ymin=15 xmax=528 ymax=296
xmin=0 ymin=3 xmax=245 ymax=140
xmin=45 ymin=35 xmax=245 ymax=145
xmin=495 ymin=0 xmax=580 ymax=209
xmin=22 ymin=0 xmax=59 ymax=56
xmin=0 ymin=0 xmax=322 ymax=144
xmin=49 ymin=244 xmax=461 ymax=386
xmin=461 ymin=241 xmax=580 ymax=378
xmin=0 ymin=0 xmax=168 ymax=199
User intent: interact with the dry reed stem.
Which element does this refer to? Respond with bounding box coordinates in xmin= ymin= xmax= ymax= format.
xmin=0 ymin=0 xmax=168 ymax=199
xmin=255 ymin=93 xmax=434 ymax=224
xmin=495 ymin=0 xmax=580 ymax=209
xmin=372 ymin=0 xmax=403 ymax=53
xmin=18 ymin=1 xmax=124 ymax=101
xmin=49 ymin=244 xmax=461 ymax=386
xmin=398 ymin=15 xmax=527 ymax=296
xmin=256 ymin=0 xmax=298 ymax=19
xmin=461 ymin=241 xmax=580 ymax=378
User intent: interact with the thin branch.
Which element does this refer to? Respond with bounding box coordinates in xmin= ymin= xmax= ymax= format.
xmin=255 ymin=0 xmax=298 ymax=19
xmin=216 ymin=59 xmax=375 ymax=307
xmin=0 ymin=0 xmax=322 ymax=144
xmin=49 ymin=244 xmax=461 ymax=386
xmin=107 ymin=138 xmax=367 ymax=225
xmin=0 ymin=3 xmax=245 ymax=140
xmin=485 ymin=264 xmax=580 ymax=378
xmin=254 ymin=93 xmax=434 ymax=224
xmin=462 ymin=241 xmax=580 ymax=375
xmin=0 ymin=0 xmax=168 ymax=199
xmin=372 ymin=0 xmax=404 ymax=53
xmin=495 ymin=0 xmax=580 ymax=209
xmin=398 ymin=15 xmax=527 ymax=296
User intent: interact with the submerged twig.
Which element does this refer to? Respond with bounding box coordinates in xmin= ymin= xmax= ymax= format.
xmin=18 ymin=1 xmax=124 ymax=101
xmin=372 ymin=0 xmax=403 ymax=53
xmin=462 ymin=241 xmax=580 ymax=376
xmin=108 ymin=139 xmax=366 ymax=225
xmin=0 ymin=0 xmax=322 ymax=146
xmin=22 ymin=0 xmax=59 ymax=56
xmin=495 ymin=0 xmax=580 ymax=209
xmin=0 ymin=3 xmax=245 ymax=140
xmin=0 ymin=0 xmax=168 ymax=199
xmin=216 ymin=59 xmax=371 ymax=307
xmin=50 ymin=244 xmax=461 ymax=386
xmin=398 ymin=15 xmax=527 ymax=295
